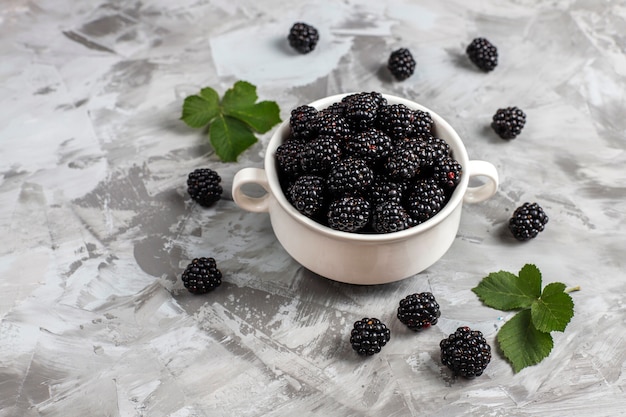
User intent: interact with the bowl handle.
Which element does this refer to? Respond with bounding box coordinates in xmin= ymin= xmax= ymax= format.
xmin=464 ymin=160 xmax=499 ymax=204
xmin=232 ymin=167 xmax=272 ymax=213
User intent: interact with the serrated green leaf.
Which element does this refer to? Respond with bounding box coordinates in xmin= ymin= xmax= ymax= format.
xmin=209 ymin=114 xmax=258 ymax=162
xmin=222 ymin=82 xmax=281 ymax=133
xmin=531 ymin=282 xmax=574 ymax=333
xmin=181 ymin=87 xmax=220 ymax=128
xmin=222 ymin=80 xmax=257 ymax=108
xmin=498 ymin=309 xmax=554 ymax=373
xmin=472 ymin=267 xmax=541 ymax=311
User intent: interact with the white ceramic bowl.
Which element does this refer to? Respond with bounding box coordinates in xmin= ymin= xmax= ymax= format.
xmin=232 ymin=93 xmax=498 ymax=285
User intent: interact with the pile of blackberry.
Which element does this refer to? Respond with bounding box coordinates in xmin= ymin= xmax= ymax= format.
xmin=276 ymin=92 xmax=463 ymax=234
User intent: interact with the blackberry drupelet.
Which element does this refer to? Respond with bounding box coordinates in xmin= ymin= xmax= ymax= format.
xmin=466 ymin=37 xmax=498 ymax=72
xmin=344 ymin=128 xmax=393 ymax=164
xmin=187 ymin=168 xmax=222 ymax=207
xmin=287 ymin=175 xmax=326 ymax=218
xmin=397 ymin=292 xmax=441 ymax=331
xmin=327 ymin=157 xmax=374 ymax=196
xmin=275 ymin=140 xmax=305 ymax=180
xmin=327 ymin=196 xmax=371 ymax=232
xmin=343 ymin=93 xmax=379 ymax=131
xmin=287 ymin=22 xmax=319 ymax=54
xmin=350 ymin=318 xmax=391 ymax=356
xmin=289 ymin=105 xmax=319 ymax=140
xmin=491 ymin=106 xmax=526 ymax=139
xmin=432 ymin=156 xmax=462 ymax=190
xmin=376 ymin=104 xmax=416 ymax=141
xmin=387 ymin=48 xmax=416 ymax=81
xmin=406 ymin=178 xmax=447 ymax=224
xmin=384 ymin=144 xmax=421 ymax=180
xmin=371 ymin=201 xmax=411 ymax=233
xmin=440 ymin=326 xmax=492 ymax=378
xmin=300 ymin=136 xmax=343 ymax=175
xmin=508 ymin=202 xmax=549 ymax=241
xmin=181 ymin=257 xmax=222 ymax=294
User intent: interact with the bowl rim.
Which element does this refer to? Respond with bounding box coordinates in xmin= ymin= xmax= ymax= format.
xmin=265 ymin=92 xmax=470 ymax=243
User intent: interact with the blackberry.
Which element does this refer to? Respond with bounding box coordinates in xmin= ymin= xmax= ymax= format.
xmin=327 ymin=157 xmax=374 ymax=196
xmin=350 ymin=318 xmax=391 ymax=356
xmin=425 ymin=136 xmax=452 ymax=160
xmin=313 ymin=112 xmax=350 ymax=140
xmin=327 ymin=196 xmax=371 ymax=233
xmin=371 ymin=201 xmax=411 ymax=233
xmin=466 ymin=37 xmax=498 ymax=72
xmin=508 ymin=202 xmax=549 ymax=241
xmin=440 ymin=327 xmax=491 ymax=378
xmin=275 ymin=140 xmax=305 ymax=180
xmin=344 ymin=128 xmax=392 ymax=164
xmin=384 ymin=144 xmax=421 ymax=180
xmin=491 ymin=106 xmax=526 ymax=139
xmin=187 ymin=168 xmax=222 ymax=207
xmin=406 ymin=178 xmax=447 ymax=224
xmin=397 ymin=292 xmax=441 ymax=331
xmin=343 ymin=93 xmax=379 ymax=131
xmin=287 ymin=175 xmax=326 ymax=218
xmin=412 ymin=109 xmax=434 ymax=138
xmin=181 ymin=257 xmax=222 ymax=294
xmin=387 ymin=48 xmax=416 ymax=81
xmin=377 ymin=104 xmax=416 ymax=141
xmin=300 ymin=136 xmax=342 ymax=175
xmin=368 ymin=179 xmax=404 ymax=207
xmin=400 ymin=137 xmax=436 ymax=170
xmin=319 ymin=102 xmax=346 ymax=117
xmin=289 ymin=105 xmax=319 ymax=140
xmin=288 ymin=22 xmax=319 ymax=54
xmin=432 ymin=156 xmax=462 ymax=190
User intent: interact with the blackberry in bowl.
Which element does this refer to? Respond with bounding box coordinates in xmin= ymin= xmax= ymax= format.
xmin=232 ymin=92 xmax=499 ymax=284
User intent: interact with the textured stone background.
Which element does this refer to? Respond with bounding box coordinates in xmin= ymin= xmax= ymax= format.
xmin=1 ymin=0 xmax=625 ymax=416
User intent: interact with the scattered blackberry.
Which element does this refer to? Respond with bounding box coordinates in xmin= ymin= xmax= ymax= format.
xmin=368 ymin=179 xmax=405 ymax=207
xmin=288 ymin=22 xmax=319 ymax=54
xmin=275 ymin=140 xmax=305 ymax=180
xmin=343 ymin=93 xmax=379 ymax=131
xmin=187 ymin=168 xmax=222 ymax=207
xmin=491 ymin=106 xmax=526 ymax=139
xmin=287 ymin=175 xmax=326 ymax=218
xmin=440 ymin=327 xmax=491 ymax=378
xmin=387 ymin=48 xmax=416 ymax=81
xmin=181 ymin=257 xmax=222 ymax=294
xmin=289 ymin=105 xmax=319 ymax=140
xmin=406 ymin=178 xmax=447 ymax=223
xmin=327 ymin=157 xmax=374 ymax=196
xmin=466 ymin=37 xmax=498 ymax=72
xmin=371 ymin=201 xmax=411 ymax=233
xmin=300 ymin=136 xmax=342 ymax=175
xmin=313 ymin=112 xmax=350 ymax=140
xmin=397 ymin=292 xmax=441 ymax=331
xmin=432 ymin=156 xmax=462 ymax=190
xmin=344 ymin=128 xmax=393 ymax=164
xmin=508 ymin=202 xmax=549 ymax=241
xmin=384 ymin=144 xmax=421 ymax=180
xmin=327 ymin=196 xmax=371 ymax=232
xmin=377 ymin=104 xmax=416 ymax=141
xmin=350 ymin=318 xmax=391 ymax=356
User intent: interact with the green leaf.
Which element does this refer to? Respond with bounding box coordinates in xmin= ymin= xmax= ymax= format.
xmin=531 ymin=282 xmax=574 ymax=333
xmin=222 ymin=81 xmax=281 ymax=133
xmin=209 ymin=115 xmax=258 ymax=162
xmin=472 ymin=266 xmax=541 ymax=311
xmin=181 ymin=87 xmax=220 ymax=128
xmin=498 ymin=309 xmax=554 ymax=373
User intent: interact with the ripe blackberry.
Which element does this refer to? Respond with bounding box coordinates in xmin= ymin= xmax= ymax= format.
xmin=344 ymin=128 xmax=392 ymax=164
xmin=287 ymin=175 xmax=326 ymax=218
xmin=425 ymin=136 xmax=452 ymax=160
xmin=371 ymin=201 xmax=411 ymax=233
xmin=350 ymin=318 xmax=391 ymax=356
xmin=275 ymin=140 xmax=305 ymax=180
xmin=343 ymin=93 xmax=379 ymax=131
xmin=406 ymin=178 xmax=447 ymax=224
xmin=400 ymin=137 xmax=437 ymax=170
xmin=432 ymin=156 xmax=462 ymax=190
xmin=368 ymin=179 xmax=404 ymax=207
xmin=384 ymin=144 xmax=421 ymax=180
xmin=376 ymin=104 xmax=416 ymax=141
xmin=466 ymin=37 xmax=498 ymax=72
xmin=313 ymin=112 xmax=350 ymax=140
xmin=327 ymin=157 xmax=374 ymax=196
xmin=491 ymin=106 xmax=526 ymax=139
xmin=181 ymin=257 xmax=222 ymax=294
xmin=440 ymin=326 xmax=491 ymax=378
xmin=387 ymin=48 xmax=416 ymax=81
xmin=508 ymin=202 xmax=549 ymax=241
xmin=289 ymin=105 xmax=319 ymax=140
xmin=412 ymin=109 xmax=434 ymax=138
xmin=288 ymin=22 xmax=319 ymax=54
xmin=300 ymin=136 xmax=342 ymax=175
xmin=319 ymin=102 xmax=346 ymax=117
xmin=327 ymin=196 xmax=371 ymax=232
xmin=187 ymin=168 xmax=222 ymax=207
xmin=397 ymin=292 xmax=441 ymax=331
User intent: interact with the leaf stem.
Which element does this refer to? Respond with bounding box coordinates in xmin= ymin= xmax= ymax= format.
xmin=565 ymin=285 xmax=581 ymax=293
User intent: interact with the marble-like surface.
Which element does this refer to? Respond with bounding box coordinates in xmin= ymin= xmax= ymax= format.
xmin=1 ymin=0 xmax=625 ymax=416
